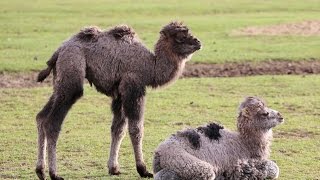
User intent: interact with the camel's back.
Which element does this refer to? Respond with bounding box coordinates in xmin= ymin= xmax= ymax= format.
xmin=91 ymin=32 xmax=154 ymax=68
xmin=86 ymin=32 xmax=154 ymax=74
xmin=56 ymin=25 xmax=154 ymax=71
xmin=78 ymin=26 xmax=155 ymax=95
xmin=61 ymin=25 xmax=154 ymax=74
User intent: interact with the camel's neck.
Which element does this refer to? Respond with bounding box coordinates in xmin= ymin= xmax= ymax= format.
xmin=150 ymin=38 xmax=188 ymax=88
xmin=239 ymin=129 xmax=272 ymax=159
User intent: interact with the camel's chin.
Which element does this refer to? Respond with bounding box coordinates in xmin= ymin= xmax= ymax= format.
xmin=186 ymin=54 xmax=193 ymax=61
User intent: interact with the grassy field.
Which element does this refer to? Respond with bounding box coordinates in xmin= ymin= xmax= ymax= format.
xmin=0 ymin=75 xmax=319 ymax=179
xmin=1 ymin=0 xmax=320 ymax=72
xmin=1 ymin=0 xmax=320 ymax=179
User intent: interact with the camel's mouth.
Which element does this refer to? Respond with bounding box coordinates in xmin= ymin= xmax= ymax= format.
xmin=278 ymin=118 xmax=284 ymax=124
xmin=195 ymin=44 xmax=202 ymax=50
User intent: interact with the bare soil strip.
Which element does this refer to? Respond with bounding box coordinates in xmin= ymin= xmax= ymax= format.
xmin=0 ymin=60 xmax=319 ymax=88
xmin=182 ymin=60 xmax=320 ymax=78
xmin=231 ymin=20 xmax=320 ymax=36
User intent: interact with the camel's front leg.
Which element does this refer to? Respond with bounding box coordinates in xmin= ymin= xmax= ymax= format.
xmin=125 ymin=95 xmax=152 ymax=178
xmin=120 ymin=78 xmax=152 ymax=178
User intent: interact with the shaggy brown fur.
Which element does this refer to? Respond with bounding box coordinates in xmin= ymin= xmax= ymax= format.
xmin=35 ymin=22 xmax=201 ymax=180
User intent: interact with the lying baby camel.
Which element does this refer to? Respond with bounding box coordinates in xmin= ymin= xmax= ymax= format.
xmin=153 ymin=97 xmax=284 ymax=180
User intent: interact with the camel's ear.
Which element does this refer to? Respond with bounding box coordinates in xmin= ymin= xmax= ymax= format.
xmin=241 ymin=107 xmax=250 ymax=118
xmin=160 ymin=29 xmax=169 ymax=38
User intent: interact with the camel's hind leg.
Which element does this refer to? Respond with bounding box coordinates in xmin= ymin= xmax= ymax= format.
xmin=43 ymin=49 xmax=86 ymax=180
xmin=156 ymin=149 xmax=216 ymax=180
xmin=108 ymin=97 xmax=128 ymax=175
xmin=44 ymin=80 xmax=84 ymax=180
xmin=36 ymin=96 xmax=54 ymax=180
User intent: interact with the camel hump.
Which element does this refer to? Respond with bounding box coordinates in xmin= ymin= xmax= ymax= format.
xmin=76 ymin=26 xmax=102 ymax=41
xmin=109 ymin=25 xmax=136 ymax=39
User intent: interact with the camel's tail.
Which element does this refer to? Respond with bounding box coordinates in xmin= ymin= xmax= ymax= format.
xmin=37 ymin=50 xmax=59 ymax=82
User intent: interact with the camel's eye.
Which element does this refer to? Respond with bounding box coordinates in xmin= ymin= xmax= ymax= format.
xmin=175 ymin=35 xmax=186 ymax=44
xmin=262 ymin=112 xmax=269 ymax=117
xmin=181 ymin=29 xmax=188 ymax=33
xmin=175 ymin=38 xmax=184 ymax=43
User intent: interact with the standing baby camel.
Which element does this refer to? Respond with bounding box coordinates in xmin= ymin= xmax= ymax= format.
xmin=153 ymin=97 xmax=284 ymax=180
xmin=35 ymin=22 xmax=201 ymax=180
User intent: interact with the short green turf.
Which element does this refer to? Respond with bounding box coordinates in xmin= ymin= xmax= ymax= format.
xmin=1 ymin=0 xmax=320 ymax=72
xmin=0 ymin=75 xmax=319 ymax=179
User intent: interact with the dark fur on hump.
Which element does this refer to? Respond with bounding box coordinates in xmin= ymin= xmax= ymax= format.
xmin=197 ymin=123 xmax=224 ymax=141
xmin=76 ymin=26 xmax=102 ymax=42
xmin=108 ymin=25 xmax=136 ymax=39
xmin=177 ymin=129 xmax=201 ymax=149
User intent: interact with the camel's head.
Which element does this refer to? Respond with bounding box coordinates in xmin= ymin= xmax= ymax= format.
xmin=237 ymin=97 xmax=284 ymax=131
xmin=160 ymin=21 xmax=201 ymax=57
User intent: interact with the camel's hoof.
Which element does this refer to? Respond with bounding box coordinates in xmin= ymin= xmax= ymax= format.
xmin=140 ymin=171 xmax=153 ymax=178
xmin=109 ymin=166 xmax=121 ymax=176
xmin=49 ymin=172 xmax=64 ymax=180
xmin=137 ymin=164 xmax=153 ymax=178
xmin=35 ymin=167 xmax=46 ymax=180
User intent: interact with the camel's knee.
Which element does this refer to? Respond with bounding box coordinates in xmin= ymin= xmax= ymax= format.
xmin=111 ymin=123 xmax=126 ymax=136
xmin=181 ymin=162 xmax=215 ymax=180
xmin=43 ymin=121 xmax=60 ymax=140
xmin=128 ymin=124 xmax=142 ymax=136
xmin=265 ymin=160 xmax=279 ymax=179
xmin=154 ymin=169 xmax=181 ymax=180
xmin=36 ymin=112 xmax=45 ymax=123
xmin=36 ymin=115 xmax=45 ymax=129
xmin=195 ymin=163 xmax=216 ymax=180
xmin=110 ymin=116 xmax=127 ymax=136
xmin=36 ymin=96 xmax=55 ymax=121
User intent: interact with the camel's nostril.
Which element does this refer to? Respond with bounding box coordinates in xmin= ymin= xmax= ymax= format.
xmin=194 ymin=39 xmax=201 ymax=50
xmin=278 ymin=117 xmax=284 ymax=123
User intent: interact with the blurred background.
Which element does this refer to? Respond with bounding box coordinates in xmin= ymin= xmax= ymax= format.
xmin=1 ymin=0 xmax=320 ymax=71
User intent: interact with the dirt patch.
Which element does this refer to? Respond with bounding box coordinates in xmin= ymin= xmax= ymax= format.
xmin=0 ymin=60 xmax=319 ymax=88
xmin=231 ymin=20 xmax=320 ymax=36
xmin=275 ymin=129 xmax=319 ymax=138
xmin=0 ymin=72 xmax=52 ymax=88
xmin=182 ymin=60 xmax=320 ymax=78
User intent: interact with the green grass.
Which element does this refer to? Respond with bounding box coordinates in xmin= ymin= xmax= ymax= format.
xmin=1 ymin=0 xmax=320 ymax=72
xmin=0 ymin=75 xmax=319 ymax=179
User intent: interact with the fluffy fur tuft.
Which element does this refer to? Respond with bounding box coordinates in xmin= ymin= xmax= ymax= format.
xmin=76 ymin=26 xmax=102 ymax=41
